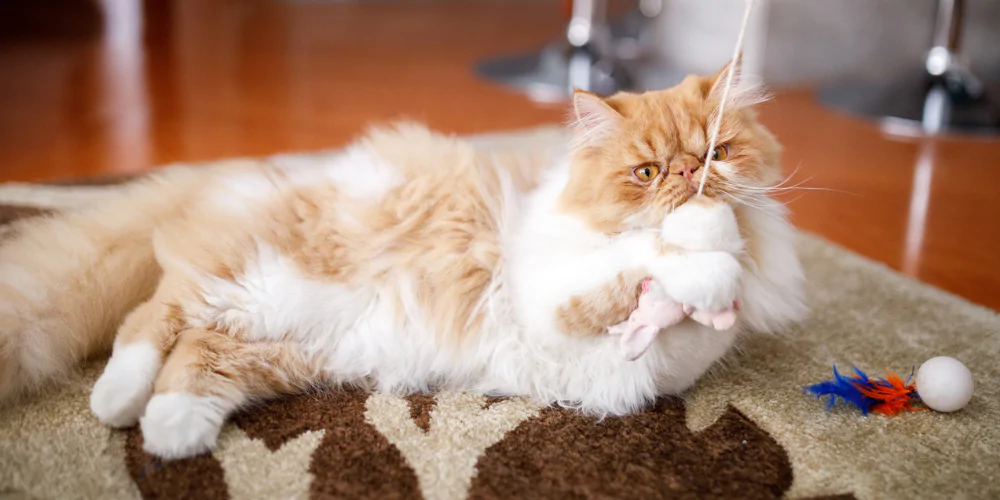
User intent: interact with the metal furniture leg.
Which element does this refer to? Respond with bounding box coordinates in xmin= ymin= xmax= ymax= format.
xmin=818 ymin=0 xmax=1000 ymax=137
xmin=474 ymin=0 xmax=657 ymax=102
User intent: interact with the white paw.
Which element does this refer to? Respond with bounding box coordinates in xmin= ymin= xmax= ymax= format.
xmin=661 ymin=197 xmax=742 ymax=253
xmin=90 ymin=342 xmax=162 ymax=428
xmin=140 ymin=392 xmax=227 ymax=460
xmin=661 ymin=251 xmax=742 ymax=312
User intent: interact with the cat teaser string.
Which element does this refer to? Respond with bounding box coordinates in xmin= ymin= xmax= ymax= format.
xmin=697 ymin=0 xmax=755 ymax=196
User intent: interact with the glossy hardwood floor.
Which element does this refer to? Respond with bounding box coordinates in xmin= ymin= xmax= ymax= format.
xmin=1 ymin=1 xmax=998 ymax=310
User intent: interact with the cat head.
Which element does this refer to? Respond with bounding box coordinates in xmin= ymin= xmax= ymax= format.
xmin=559 ymin=60 xmax=782 ymax=234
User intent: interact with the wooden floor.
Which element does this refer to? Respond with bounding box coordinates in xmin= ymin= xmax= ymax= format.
xmin=1 ymin=1 xmax=998 ymax=310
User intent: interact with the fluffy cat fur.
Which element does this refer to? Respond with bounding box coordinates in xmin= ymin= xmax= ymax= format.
xmin=0 ymin=63 xmax=806 ymax=459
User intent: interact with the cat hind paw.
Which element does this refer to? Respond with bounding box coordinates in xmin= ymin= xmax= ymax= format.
xmin=140 ymin=392 xmax=226 ymax=460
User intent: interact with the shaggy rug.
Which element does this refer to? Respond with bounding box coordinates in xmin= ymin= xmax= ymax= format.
xmin=1 ymin=127 xmax=998 ymax=500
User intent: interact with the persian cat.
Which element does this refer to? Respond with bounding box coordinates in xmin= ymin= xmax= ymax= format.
xmin=0 ymin=62 xmax=805 ymax=459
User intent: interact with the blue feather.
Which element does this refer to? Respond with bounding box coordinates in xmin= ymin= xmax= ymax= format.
xmin=805 ymin=365 xmax=880 ymax=415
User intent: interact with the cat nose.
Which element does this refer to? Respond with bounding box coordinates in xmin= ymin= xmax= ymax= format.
xmin=672 ymin=163 xmax=700 ymax=181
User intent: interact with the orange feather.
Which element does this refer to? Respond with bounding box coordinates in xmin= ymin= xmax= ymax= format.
xmin=854 ymin=370 xmax=926 ymax=416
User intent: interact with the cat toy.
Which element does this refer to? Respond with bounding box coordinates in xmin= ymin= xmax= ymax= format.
xmin=608 ymin=278 xmax=739 ymax=361
xmin=607 ymin=198 xmax=743 ymax=361
xmin=806 ymin=356 xmax=974 ymax=415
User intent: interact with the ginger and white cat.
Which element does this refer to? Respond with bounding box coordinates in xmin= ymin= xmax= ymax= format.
xmin=0 ymin=62 xmax=805 ymax=459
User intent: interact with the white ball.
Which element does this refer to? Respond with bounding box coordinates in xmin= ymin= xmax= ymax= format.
xmin=915 ymin=356 xmax=974 ymax=413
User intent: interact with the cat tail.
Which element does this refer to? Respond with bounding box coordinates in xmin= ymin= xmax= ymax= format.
xmin=0 ymin=166 xmax=207 ymax=404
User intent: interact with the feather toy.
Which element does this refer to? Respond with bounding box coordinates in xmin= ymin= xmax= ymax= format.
xmin=806 ymin=365 xmax=926 ymax=416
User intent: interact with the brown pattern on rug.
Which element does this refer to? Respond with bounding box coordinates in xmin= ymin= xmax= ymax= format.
xmin=124 ymin=429 xmax=229 ymax=500
xmin=233 ymin=388 xmax=422 ymax=499
xmin=481 ymin=396 xmax=506 ymax=410
xmin=404 ymin=394 xmax=437 ymax=433
xmin=468 ymin=398 xmax=793 ymax=499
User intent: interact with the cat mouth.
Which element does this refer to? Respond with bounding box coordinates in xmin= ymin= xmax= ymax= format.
xmin=668 ymin=181 xmax=716 ymax=212
xmin=680 ymin=182 xmax=698 ymax=200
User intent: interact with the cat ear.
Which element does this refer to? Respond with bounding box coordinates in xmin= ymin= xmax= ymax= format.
xmin=706 ymin=54 xmax=769 ymax=109
xmin=707 ymin=54 xmax=744 ymax=101
xmin=571 ymin=90 xmax=622 ymax=149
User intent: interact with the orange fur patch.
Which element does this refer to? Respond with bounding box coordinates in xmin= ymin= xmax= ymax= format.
xmin=153 ymin=328 xmax=317 ymax=401
xmin=555 ymin=270 xmax=646 ymax=337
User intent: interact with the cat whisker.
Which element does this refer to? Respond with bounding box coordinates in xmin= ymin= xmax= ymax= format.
xmin=769 ymin=191 xmax=808 ymax=205
xmin=724 ymin=190 xmax=789 ymax=215
xmin=720 ymin=162 xmax=859 ymax=198
xmin=721 ymin=178 xmax=857 ymax=197
xmin=726 ymin=194 xmax=772 ymax=210
xmin=720 ymin=163 xmax=805 ymax=194
xmin=771 ymin=162 xmax=804 ymax=190
xmin=719 ymin=187 xmax=772 ymax=205
xmin=722 ymin=174 xmax=814 ymax=192
xmin=722 ymin=192 xmax=787 ymax=224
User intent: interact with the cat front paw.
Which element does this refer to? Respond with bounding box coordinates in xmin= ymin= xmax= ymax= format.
xmin=90 ymin=342 xmax=161 ymax=428
xmin=140 ymin=392 xmax=226 ymax=460
xmin=661 ymin=251 xmax=742 ymax=312
xmin=660 ymin=196 xmax=742 ymax=253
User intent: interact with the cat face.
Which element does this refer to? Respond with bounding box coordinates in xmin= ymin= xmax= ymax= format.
xmin=559 ymin=62 xmax=782 ymax=234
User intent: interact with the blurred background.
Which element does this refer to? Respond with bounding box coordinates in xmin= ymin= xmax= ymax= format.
xmin=0 ymin=0 xmax=998 ymax=308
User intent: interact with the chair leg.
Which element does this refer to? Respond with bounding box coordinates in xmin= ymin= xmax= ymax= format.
xmin=474 ymin=0 xmax=652 ymax=101
xmin=819 ymin=0 xmax=1000 ymax=137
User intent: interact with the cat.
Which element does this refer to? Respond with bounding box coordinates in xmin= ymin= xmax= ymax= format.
xmin=0 ymin=61 xmax=806 ymax=459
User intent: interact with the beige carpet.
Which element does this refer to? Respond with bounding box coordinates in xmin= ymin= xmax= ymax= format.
xmin=1 ymin=127 xmax=998 ymax=500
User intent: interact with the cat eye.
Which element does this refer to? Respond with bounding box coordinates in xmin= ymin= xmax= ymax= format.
xmin=711 ymin=144 xmax=729 ymax=162
xmin=632 ymin=164 xmax=661 ymax=182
